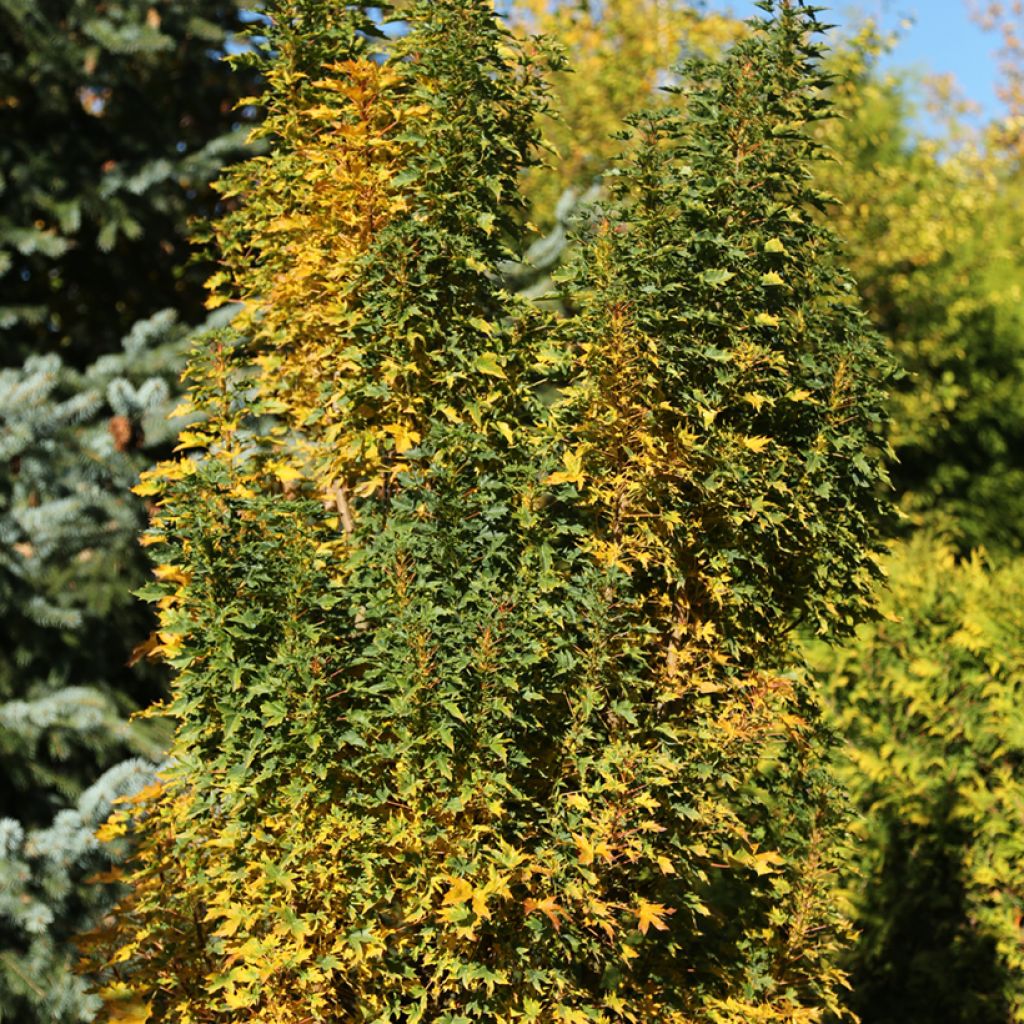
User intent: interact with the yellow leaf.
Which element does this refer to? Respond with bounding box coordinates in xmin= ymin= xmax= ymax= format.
xmin=354 ymin=475 xmax=384 ymax=497
xmin=154 ymin=630 xmax=184 ymax=659
xmin=383 ymin=423 xmax=422 ymax=454
xmin=272 ymin=463 xmax=304 ymax=484
xmin=152 ymin=564 xmax=189 ymax=585
xmin=761 ymin=270 xmax=786 ymax=286
xmin=443 ymin=877 xmax=474 ymax=906
xmin=133 ymin=458 xmax=196 ymax=497
xmin=107 ymin=1002 xmax=152 ymax=1024
xmin=741 ymin=435 xmax=772 ymax=453
xmin=787 ymin=388 xmax=812 ymax=402
xmin=764 ymin=237 xmax=788 ymax=253
xmin=495 ymin=420 xmax=514 ymax=445
xmin=656 ymin=856 xmax=676 ymax=875
xmin=173 ymin=429 xmax=212 ymax=452
xmin=99 ymin=984 xmax=151 ymax=1024
xmin=306 ymin=104 xmax=339 ymax=120
xmin=574 ymin=834 xmax=595 ymax=866
xmin=132 ymin=479 xmax=160 ymax=497
xmin=545 ymin=449 xmax=585 ymax=487
xmin=223 ymin=986 xmax=256 ymax=1010
xmin=636 ymin=899 xmax=673 ymax=935
xmin=743 ymin=393 xmax=771 ymax=413
xmin=754 ymin=312 xmax=780 ymax=328
xmin=122 ymin=782 xmax=163 ymax=806
xmin=472 ymin=889 xmax=491 ymax=921
xmin=469 ymin=316 xmax=496 ymax=337
xmin=95 ymin=819 xmax=127 ymax=843
xmin=474 ymin=351 xmax=506 ymax=378
xmin=751 ymin=850 xmax=785 ymax=876
xmin=523 ymin=895 xmax=565 ymax=931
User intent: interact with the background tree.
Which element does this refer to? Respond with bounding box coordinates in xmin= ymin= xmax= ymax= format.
xmin=0 ymin=0 xmax=256 ymax=367
xmin=0 ymin=2 xmax=257 ymax=1019
xmin=801 ymin=17 xmax=1024 ymax=1024
xmin=507 ymin=0 xmax=740 ymax=232
xmin=808 ymin=534 xmax=1024 ymax=1024
xmin=817 ymin=27 xmax=1024 ymax=552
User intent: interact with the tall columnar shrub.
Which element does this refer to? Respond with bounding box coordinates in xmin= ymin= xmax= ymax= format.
xmin=538 ymin=1 xmax=894 ymax=1016
xmin=808 ymin=535 xmax=1024 ymax=1024
xmin=84 ymin=3 xmax=892 ymax=1022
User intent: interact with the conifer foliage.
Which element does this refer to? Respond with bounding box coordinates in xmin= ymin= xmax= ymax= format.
xmin=0 ymin=314 xmax=184 ymax=1021
xmin=86 ymin=3 xmax=892 ymax=1022
xmin=1 ymin=3 xmax=257 ymax=1018
xmin=0 ymin=0 xmax=254 ymax=367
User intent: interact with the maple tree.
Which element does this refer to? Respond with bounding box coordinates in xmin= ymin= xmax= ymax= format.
xmin=81 ymin=3 xmax=893 ymax=1022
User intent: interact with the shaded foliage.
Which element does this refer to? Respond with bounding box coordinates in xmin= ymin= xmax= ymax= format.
xmin=0 ymin=0 xmax=255 ymax=367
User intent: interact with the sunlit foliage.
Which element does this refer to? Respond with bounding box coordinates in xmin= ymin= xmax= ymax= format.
xmin=508 ymin=0 xmax=741 ymax=230
xmin=809 ymin=534 xmax=1024 ymax=1024
xmin=818 ymin=26 xmax=1024 ymax=551
xmin=82 ymin=3 xmax=892 ymax=1022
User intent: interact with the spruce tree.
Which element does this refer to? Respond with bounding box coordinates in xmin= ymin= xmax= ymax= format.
xmin=0 ymin=2 xmax=259 ymax=1019
xmin=85 ymin=3 xmax=892 ymax=1022
xmin=0 ymin=313 xmax=185 ymax=1021
xmin=0 ymin=0 xmax=254 ymax=367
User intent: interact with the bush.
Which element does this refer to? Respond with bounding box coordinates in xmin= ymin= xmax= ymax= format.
xmin=809 ymin=534 xmax=1024 ymax=1024
xmin=83 ymin=3 xmax=893 ymax=1021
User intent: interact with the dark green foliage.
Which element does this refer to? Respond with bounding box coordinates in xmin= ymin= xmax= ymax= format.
xmin=0 ymin=0 xmax=255 ymax=367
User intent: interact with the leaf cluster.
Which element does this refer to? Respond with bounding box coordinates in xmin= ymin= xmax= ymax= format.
xmin=808 ymin=534 xmax=1024 ymax=1024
